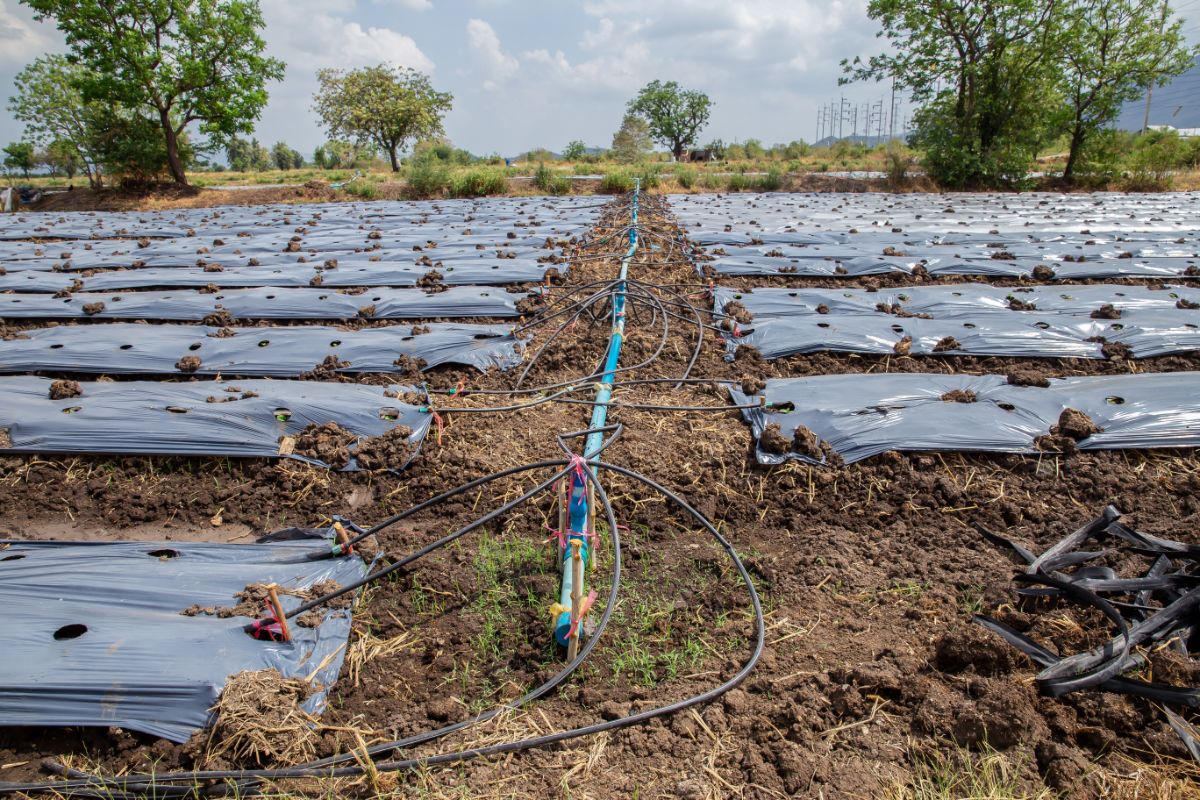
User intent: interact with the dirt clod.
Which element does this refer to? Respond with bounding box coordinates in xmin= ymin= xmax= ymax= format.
xmin=1054 ymin=408 xmax=1102 ymax=441
xmin=49 ymin=380 xmax=82 ymax=400
xmin=291 ymin=422 xmax=357 ymax=469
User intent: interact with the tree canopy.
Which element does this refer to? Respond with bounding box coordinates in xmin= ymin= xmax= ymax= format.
xmin=626 ymin=80 xmax=713 ymax=161
xmin=611 ymin=113 xmax=653 ymax=163
xmin=312 ymin=65 xmax=453 ymax=172
xmin=844 ymin=0 xmax=1196 ymax=186
xmin=3 ymin=142 xmax=36 ymax=178
xmin=7 ymin=55 xmax=106 ymax=187
xmin=23 ymin=0 xmax=284 ymax=186
xmin=1058 ymin=0 xmax=1193 ymax=180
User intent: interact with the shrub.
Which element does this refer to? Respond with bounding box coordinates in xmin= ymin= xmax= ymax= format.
xmin=674 ymin=166 xmax=697 ymax=189
xmin=725 ymin=173 xmax=750 ymax=191
xmin=884 ymin=143 xmax=912 ymax=189
xmin=599 ymin=170 xmax=635 ymax=193
xmin=450 ymin=168 xmax=507 ymax=197
xmin=343 ymin=179 xmax=379 ymax=199
xmin=758 ymin=166 xmax=784 ymax=191
xmin=700 ymin=172 xmax=724 ymax=190
xmin=634 ymin=164 xmax=661 ymax=189
xmin=406 ymin=160 xmax=450 ymax=198
xmin=1122 ymin=129 xmax=1185 ymax=190
xmin=533 ymin=161 xmax=556 ymax=192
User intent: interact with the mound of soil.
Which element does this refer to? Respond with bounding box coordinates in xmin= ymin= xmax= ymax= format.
xmin=1054 ymin=408 xmax=1102 ymax=440
xmin=300 ymin=355 xmax=350 ymax=381
xmin=353 ymin=426 xmax=416 ymax=471
xmin=722 ymin=300 xmax=753 ymax=324
xmin=48 ymin=380 xmax=82 ymax=400
xmin=932 ymin=336 xmax=961 ymax=352
xmin=175 ymin=355 xmax=202 ymax=373
xmin=290 ymin=422 xmax=357 ymax=469
xmin=1006 ymin=367 xmax=1051 ymax=388
xmin=940 ymin=389 xmax=976 ymax=403
xmin=1090 ymin=304 xmax=1121 ymax=320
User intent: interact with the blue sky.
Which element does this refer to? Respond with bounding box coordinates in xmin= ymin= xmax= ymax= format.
xmin=2 ymin=0 xmax=1198 ymax=160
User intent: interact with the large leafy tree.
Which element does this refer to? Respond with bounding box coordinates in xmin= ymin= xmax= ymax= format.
xmin=1058 ymin=0 xmax=1195 ymax=181
xmin=312 ymin=65 xmax=453 ymax=172
xmin=626 ymin=80 xmax=712 ymax=161
xmin=7 ymin=55 xmax=106 ymax=187
xmin=22 ymin=0 xmax=285 ymax=186
xmin=844 ymin=0 xmax=1062 ymax=186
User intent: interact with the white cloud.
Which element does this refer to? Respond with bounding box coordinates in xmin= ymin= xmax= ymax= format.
xmin=261 ymin=0 xmax=434 ymax=72
xmin=376 ymin=0 xmax=432 ymax=9
xmin=466 ymin=18 xmax=517 ymax=89
xmin=0 ymin=0 xmax=60 ymax=66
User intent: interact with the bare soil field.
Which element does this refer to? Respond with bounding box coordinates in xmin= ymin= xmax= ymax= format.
xmin=0 ymin=189 xmax=1197 ymax=799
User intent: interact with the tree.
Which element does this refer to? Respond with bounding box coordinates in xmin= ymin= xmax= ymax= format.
xmin=44 ymin=139 xmax=83 ymax=178
xmin=7 ymin=55 xmax=106 ymax=187
xmin=90 ymin=109 xmax=196 ymax=183
xmin=1057 ymin=0 xmax=1195 ymax=182
xmin=24 ymin=0 xmax=285 ymax=186
xmin=225 ymin=136 xmax=254 ymax=172
xmin=611 ymin=114 xmax=653 ymax=163
xmin=272 ymin=141 xmax=303 ymax=170
xmin=312 ymin=65 xmax=453 ymax=172
xmin=3 ymin=142 xmax=36 ymax=177
xmin=844 ymin=0 xmax=1062 ymax=186
xmin=562 ymin=140 xmax=588 ymax=160
xmin=626 ymin=80 xmax=713 ymax=161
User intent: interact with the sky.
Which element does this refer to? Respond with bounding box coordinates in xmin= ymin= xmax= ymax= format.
xmin=1 ymin=0 xmax=1199 ymax=160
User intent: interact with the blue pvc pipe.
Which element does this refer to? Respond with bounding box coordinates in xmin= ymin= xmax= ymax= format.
xmin=555 ymin=182 xmax=639 ymax=646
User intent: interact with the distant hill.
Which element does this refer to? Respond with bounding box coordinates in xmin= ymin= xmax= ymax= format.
xmin=1115 ymin=55 xmax=1200 ymax=130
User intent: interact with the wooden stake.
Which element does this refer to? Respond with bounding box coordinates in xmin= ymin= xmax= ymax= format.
xmin=333 ymin=521 xmax=351 ymax=554
xmin=567 ymin=540 xmax=583 ymax=661
xmin=556 ymin=479 xmax=568 ymax=559
xmin=265 ymin=584 xmax=291 ymax=642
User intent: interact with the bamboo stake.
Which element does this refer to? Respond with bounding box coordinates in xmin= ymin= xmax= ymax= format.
xmin=567 ymin=540 xmax=583 ymax=661
xmin=266 ymin=584 xmax=291 ymax=642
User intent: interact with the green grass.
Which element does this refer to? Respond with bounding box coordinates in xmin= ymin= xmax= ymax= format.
xmin=598 ymin=170 xmax=635 ymax=194
xmin=448 ymin=168 xmax=508 ymax=198
xmin=886 ymin=743 xmax=1055 ymax=800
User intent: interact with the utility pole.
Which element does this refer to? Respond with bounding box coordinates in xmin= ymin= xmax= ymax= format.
xmin=1143 ymin=1 xmax=1169 ymax=132
xmin=889 ymin=76 xmax=897 ymax=141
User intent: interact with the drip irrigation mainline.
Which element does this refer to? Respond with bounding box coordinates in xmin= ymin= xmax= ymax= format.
xmin=7 ymin=461 xmax=763 ymax=795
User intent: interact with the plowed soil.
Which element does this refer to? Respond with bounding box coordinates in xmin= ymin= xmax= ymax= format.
xmin=0 ymin=191 xmax=1197 ymax=800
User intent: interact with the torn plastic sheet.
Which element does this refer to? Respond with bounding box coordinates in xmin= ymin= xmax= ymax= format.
xmin=731 ymin=372 xmax=1200 ymax=465
xmin=974 ymin=507 xmax=1200 ymax=758
xmin=0 ymin=534 xmax=367 ymax=742
xmin=714 ymin=284 xmax=1200 ymax=360
xmin=0 ymin=257 xmax=558 ymax=292
xmin=0 ymin=285 xmax=524 ymax=321
xmin=0 ymin=323 xmax=524 ymax=376
xmin=0 ymin=377 xmax=430 ymax=468
xmin=668 ymin=191 xmax=1200 ymax=278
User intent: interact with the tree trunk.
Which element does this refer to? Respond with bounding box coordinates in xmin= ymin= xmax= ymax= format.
xmin=159 ymin=109 xmax=188 ymax=185
xmin=388 ymin=144 xmax=400 ymax=172
xmin=1063 ymin=124 xmax=1086 ymax=183
xmin=672 ymin=141 xmax=685 ymax=161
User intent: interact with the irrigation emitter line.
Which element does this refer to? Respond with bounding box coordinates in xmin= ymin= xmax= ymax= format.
xmin=555 ymin=179 xmax=638 ymax=653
